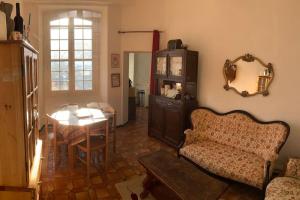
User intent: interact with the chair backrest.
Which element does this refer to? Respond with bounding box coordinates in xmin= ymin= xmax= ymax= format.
xmin=190 ymin=107 xmax=290 ymax=160
xmin=59 ymin=103 xmax=79 ymax=111
xmin=86 ymin=102 xmax=115 ymax=114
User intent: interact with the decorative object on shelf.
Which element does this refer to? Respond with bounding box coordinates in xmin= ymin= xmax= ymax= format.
xmin=223 ymin=53 xmax=274 ymax=97
xmin=0 ymin=1 xmax=14 ymax=39
xmin=111 ymin=53 xmax=120 ymax=68
xmin=167 ymin=39 xmax=183 ymax=50
xmin=149 ymin=48 xmax=198 ymax=148
xmin=23 ymin=13 xmax=31 ymax=41
xmin=111 ymin=73 xmax=120 ymax=87
xmin=0 ymin=9 xmax=6 ymax=40
xmin=156 ymin=57 xmax=166 ymax=75
xmin=14 ymin=3 xmax=23 ymax=35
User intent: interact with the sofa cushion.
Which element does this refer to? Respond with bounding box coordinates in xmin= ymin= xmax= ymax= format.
xmin=180 ymin=140 xmax=265 ymax=189
xmin=191 ymin=109 xmax=289 ymax=161
xmin=265 ymin=177 xmax=300 ymax=200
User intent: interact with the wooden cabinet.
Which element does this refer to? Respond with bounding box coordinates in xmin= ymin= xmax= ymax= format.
xmin=148 ymin=49 xmax=198 ymax=148
xmin=0 ymin=41 xmax=42 ymax=200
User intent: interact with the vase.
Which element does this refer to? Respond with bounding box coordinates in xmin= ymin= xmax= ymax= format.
xmin=0 ymin=10 xmax=7 ymax=40
xmin=0 ymin=2 xmax=14 ymax=39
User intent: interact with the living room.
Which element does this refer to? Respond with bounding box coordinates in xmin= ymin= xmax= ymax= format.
xmin=0 ymin=0 xmax=299 ymax=199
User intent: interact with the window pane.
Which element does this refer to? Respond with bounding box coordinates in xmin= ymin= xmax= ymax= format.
xmin=60 ymin=61 xmax=69 ymax=71
xmin=51 ymin=29 xmax=59 ymax=39
xmin=51 ymin=61 xmax=59 ymax=71
xmin=84 ymin=81 xmax=92 ymax=90
xmin=60 ymin=28 xmax=68 ymax=39
xmin=84 ymin=70 xmax=92 ymax=80
xmin=83 ymin=19 xmax=92 ymax=26
xmin=60 ymin=40 xmax=68 ymax=50
xmin=84 ymin=51 xmax=92 ymax=59
xmin=52 ymin=81 xmax=60 ymax=90
xmin=84 ymin=61 xmax=92 ymax=70
xmin=60 ymin=18 xmax=69 ymax=26
xmin=60 ymin=81 xmax=69 ymax=90
xmin=83 ymin=29 xmax=92 ymax=39
xmin=60 ymin=72 xmax=69 ymax=81
xmin=51 ymin=40 xmax=59 ymax=50
xmin=75 ymin=61 xmax=84 ymax=70
xmin=84 ymin=40 xmax=92 ymax=50
xmin=74 ymin=28 xmax=83 ymax=39
xmin=75 ymin=71 xmax=83 ymax=80
xmin=75 ymin=40 xmax=83 ymax=50
xmin=51 ymin=51 xmax=59 ymax=59
xmin=75 ymin=81 xmax=84 ymax=90
xmin=74 ymin=18 xmax=82 ymax=25
xmin=51 ymin=72 xmax=59 ymax=81
xmin=75 ymin=51 xmax=84 ymax=59
xmin=50 ymin=19 xmax=60 ymax=26
xmin=59 ymin=51 xmax=68 ymax=59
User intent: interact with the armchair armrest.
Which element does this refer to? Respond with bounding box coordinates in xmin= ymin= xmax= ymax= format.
xmin=285 ymin=158 xmax=300 ymax=179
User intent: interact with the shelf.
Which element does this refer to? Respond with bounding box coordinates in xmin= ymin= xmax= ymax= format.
xmin=154 ymin=75 xmax=184 ymax=82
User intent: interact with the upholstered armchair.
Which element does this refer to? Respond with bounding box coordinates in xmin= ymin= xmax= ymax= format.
xmin=265 ymin=158 xmax=300 ymax=200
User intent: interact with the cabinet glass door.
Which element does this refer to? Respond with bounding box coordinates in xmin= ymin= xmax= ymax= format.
xmin=156 ymin=57 xmax=167 ymax=75
xmin=170 ymin=56 xmax=183 ymax=76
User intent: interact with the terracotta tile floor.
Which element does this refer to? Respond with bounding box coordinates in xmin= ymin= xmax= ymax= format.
xmin=40 ymin=107 xmax=263 ymax=200
xmin=40 ymin=107 xmax=174 ymax=200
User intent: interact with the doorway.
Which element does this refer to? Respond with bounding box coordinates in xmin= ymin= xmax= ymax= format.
xmin=123 ymin=52 xmax=152 ymax=122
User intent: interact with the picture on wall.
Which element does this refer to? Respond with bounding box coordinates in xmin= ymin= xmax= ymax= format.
xmin=111 ymin=53 xmax=120 ymax=68
xmin=111 ymin=73 xmax=121 ymax=87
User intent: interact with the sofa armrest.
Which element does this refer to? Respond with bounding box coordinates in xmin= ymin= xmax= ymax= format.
xmin=284 ymin=158 xmax=300 ymax=179
xmin=183 ymin=129 xmax=196 ymax=146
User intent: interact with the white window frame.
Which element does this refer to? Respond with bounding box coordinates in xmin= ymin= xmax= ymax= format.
xmin=46 ymin=11 xmax=100 ymax=95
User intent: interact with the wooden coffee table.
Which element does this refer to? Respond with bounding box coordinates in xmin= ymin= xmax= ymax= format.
xmin=138 ymin=151 xmax=229 ymax=200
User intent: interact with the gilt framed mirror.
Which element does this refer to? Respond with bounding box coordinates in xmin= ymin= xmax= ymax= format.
xmin=223 ymin=54 xmax=274 ymax=97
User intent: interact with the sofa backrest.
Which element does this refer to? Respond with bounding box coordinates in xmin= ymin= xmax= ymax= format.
xmin=191 ymin=107 xmax=290 ymax=161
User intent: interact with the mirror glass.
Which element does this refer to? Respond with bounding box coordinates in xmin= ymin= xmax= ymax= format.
xmin=223 ymin=54 xmax=273 ymax=97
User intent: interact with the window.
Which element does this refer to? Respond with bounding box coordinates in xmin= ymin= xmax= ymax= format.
xmin=74 ymin=18 xmax=93 ymax=90
xmin=50 ymin=18 xmax=69 ymax=91
xmin=50 ymin=17 xmax=93 ymax=91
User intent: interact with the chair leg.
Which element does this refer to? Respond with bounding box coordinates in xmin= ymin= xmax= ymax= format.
xmin=105 ymin=120 xmax=109 ymax=170
xmin=53 ymin=122 xmax=57 ymax=171
xmin=87 ymin=128 xmax=91 ymax=180
xmin=68 ymin=144 xmax=74 ymax=169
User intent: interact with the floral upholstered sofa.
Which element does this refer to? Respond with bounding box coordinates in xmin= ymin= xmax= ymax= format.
xmin=179 ymin=107 xmax=290 ymax=189
xmin=265 ymin=158 xmax=300 ymax=199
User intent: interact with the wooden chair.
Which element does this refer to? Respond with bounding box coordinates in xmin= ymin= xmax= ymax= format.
xmin=86 ymin=102 xmax=117 ymax=152
xmin=69 ymin=119 xmax=109 ymax=179
xmin=45 ymin=114 xmax=69 ymax=170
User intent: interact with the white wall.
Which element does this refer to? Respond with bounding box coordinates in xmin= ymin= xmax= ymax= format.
xmin=119 ymin=0 xmax=300 ymax=167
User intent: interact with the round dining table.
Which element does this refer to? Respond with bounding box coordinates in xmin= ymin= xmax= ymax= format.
xmin=48 ymin=107 xmax=109 ymax=172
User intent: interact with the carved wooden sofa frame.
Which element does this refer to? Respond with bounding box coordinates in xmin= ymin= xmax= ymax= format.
xmin=178 ymin=107 xmax=290 ymax=190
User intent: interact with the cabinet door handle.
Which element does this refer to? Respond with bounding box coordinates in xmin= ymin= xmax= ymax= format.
xmin=4 ymin=104 xmax=12 ymax=110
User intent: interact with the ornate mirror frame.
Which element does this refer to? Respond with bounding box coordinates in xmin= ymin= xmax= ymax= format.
xmin=223 ymin=53 xmax=274 ymax=97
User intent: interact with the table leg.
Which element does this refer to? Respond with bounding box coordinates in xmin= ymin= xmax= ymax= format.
xmin=113 ymin=113 xmax=116 ymax=153
xmin=140 ymin=171 xmax=158 ymax=199
xmin=53 ymin=121 xmax=57 ymax=171
xmin=105 ymin=120 xmax=109 ymax=170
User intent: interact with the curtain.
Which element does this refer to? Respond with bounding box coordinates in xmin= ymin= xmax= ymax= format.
xmin=150 ymin=30 xmax=160 ymax=95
